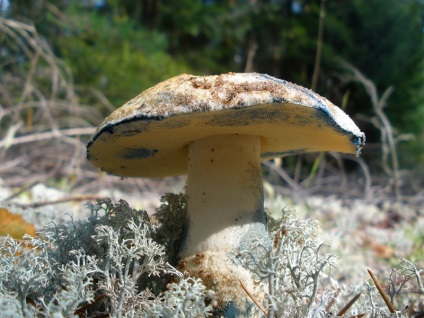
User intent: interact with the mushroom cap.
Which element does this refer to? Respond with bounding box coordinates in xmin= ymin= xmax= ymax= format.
xmin=87 ymin=73 xmax=365 ymax=178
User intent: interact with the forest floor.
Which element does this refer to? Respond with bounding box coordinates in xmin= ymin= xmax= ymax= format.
xmin=1 ymin=167 xmax=423 ymax=289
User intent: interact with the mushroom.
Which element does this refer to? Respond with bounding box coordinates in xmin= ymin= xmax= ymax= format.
xmin=87 ymin=73 xmax=365 ymax=316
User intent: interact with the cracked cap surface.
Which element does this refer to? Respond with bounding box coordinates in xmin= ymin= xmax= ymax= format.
xmin=87 ymin=73 xmax=365 ymax=177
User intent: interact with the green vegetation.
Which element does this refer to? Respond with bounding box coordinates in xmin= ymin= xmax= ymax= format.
xmin=55 ymin=11 xmax=192 ymax=107
xmin=3 ymin=0 xmax=423 ymax=165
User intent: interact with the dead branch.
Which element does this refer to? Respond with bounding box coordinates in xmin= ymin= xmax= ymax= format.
xmin=15 ymin=195 xmax=105 ymax=208
xmin=311 ymin=0 xmax=326 ymax=91
xmin=0 ymin=127 xmax=95 ymax=149
xmin=341 ymin=61 xmax=401 ymax=201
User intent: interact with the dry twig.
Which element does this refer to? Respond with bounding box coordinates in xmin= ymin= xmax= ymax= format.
xmin=311 ymin=0 xmax=326 ymax=91
xmin=336 ymin=293 xmax=362 ymax=316
xmin=0 ymin=17 xmax=112 ymax=194
xmin=367 ymin=268 xmax=396 ymax=313
xmin=341 ymin=61 xmax=402 ymax=201
xmin=15 ymin=195 xmax=104 ymax=208
xmin=240 ymin=280 xmax=268 ymax=316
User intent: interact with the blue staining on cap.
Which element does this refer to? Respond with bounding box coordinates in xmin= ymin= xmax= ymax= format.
xmin=123 ymin=148 xmax=158 ymax=159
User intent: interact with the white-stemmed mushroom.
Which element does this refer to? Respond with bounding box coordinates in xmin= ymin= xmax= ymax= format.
xmin=87 ymin=73 xmax=365 ymax=317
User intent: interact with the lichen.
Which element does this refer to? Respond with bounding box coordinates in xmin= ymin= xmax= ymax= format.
xmin=0 ymin=198 xmax=214 ymax=317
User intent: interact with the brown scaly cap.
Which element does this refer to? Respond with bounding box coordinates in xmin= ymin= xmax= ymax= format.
xmin=87 ymin=73 xmax=365 ymax=177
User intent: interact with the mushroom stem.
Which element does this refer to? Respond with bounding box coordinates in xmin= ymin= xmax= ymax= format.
xmin=181 ymin=134 xmax=269 ymax=316
xmin=185 ymin=134 xmax=267 ymax=256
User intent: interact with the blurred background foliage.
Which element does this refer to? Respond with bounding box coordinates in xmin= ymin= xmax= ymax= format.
xmin=1 ymin=0 xmax=424 ymax=169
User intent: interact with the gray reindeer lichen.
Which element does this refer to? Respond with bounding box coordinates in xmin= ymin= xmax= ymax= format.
xmin=0 ymin=198 xmax=214 ymax=318
xmin=1 ymin=198 xmax=423 ymax=317
xmin=241 ymin=208 xmax=339 ymax=317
